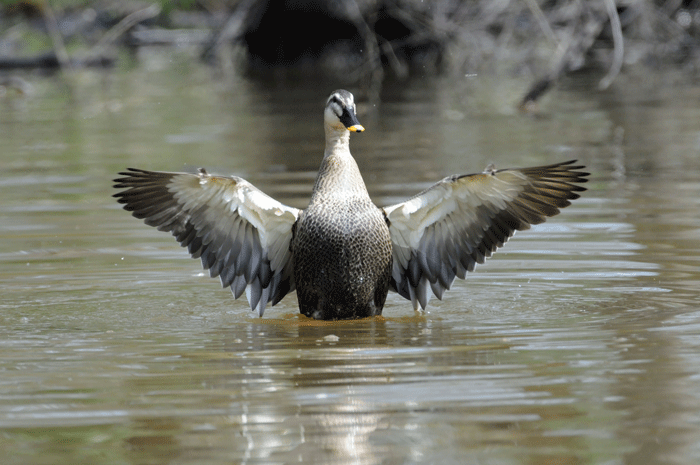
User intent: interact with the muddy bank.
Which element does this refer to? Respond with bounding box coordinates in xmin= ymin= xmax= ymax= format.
xmin=2 ymin=1 xmax=699 ymax=100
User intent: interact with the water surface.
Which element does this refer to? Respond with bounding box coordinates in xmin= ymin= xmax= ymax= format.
xmin=1 ymin=58 xmax=699 ymax=464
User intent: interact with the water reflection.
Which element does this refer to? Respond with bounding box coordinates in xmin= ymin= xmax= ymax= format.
xmin=115 ymin=317 xmax=515 ymax=464
xmin=105 ymin=309 xmax=630 ymax=464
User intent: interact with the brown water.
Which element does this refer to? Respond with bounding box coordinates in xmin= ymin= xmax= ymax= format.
xmin=1 ymin=55 xmax=699 ymax=464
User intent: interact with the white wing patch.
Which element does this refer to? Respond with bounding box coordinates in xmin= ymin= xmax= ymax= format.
xmin=115 ymin=168 xmax=300 ymax=316
xmin=383 ymin=161 xmax=588 ymax=311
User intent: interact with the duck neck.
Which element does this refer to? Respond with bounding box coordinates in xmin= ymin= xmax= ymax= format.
xmin=324 ymin=126 xmax=351 ymax=157
xmin=311 ymin=128 xmax=368 ymax=202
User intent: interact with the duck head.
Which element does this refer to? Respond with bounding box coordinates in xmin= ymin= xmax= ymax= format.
xmin=324 ymin=90 xmax=365 ymax=133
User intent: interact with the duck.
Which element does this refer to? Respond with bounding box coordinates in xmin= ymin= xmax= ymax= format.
xmin=114 ymin=89 xmax=588 ymax=320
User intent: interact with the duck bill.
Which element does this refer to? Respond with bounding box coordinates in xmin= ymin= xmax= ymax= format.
xmin=340 ymin=109 xmax=364 ymax=132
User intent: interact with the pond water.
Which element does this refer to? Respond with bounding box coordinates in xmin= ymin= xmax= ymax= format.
xmin=1 ymin=54 xmax=699 ymax=464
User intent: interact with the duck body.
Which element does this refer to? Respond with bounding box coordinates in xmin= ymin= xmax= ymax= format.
xmin=113 ymin=89 xmax=589 ymax=320
xmin=293 ymin=152 xmax=392 ymax=319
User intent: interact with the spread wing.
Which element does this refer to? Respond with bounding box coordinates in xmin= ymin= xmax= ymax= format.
xmin=382 ymin=160 xmax=589 ymax=310
xmin=113 ymin=168 xmax=300 ymax=317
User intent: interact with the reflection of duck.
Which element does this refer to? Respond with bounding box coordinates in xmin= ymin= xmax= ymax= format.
xmin=114 ymin=89 xmax=588 ymax=320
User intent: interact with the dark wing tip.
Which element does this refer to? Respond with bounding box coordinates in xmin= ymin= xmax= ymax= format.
xmin=113 ymin=168 xmax=175 ymax=193
xmin=114 ymin=168 xmax=146 ymax=187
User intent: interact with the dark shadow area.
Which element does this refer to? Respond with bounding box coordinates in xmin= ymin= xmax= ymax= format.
xmin=1 ymin=1 xmax=700 ymax=101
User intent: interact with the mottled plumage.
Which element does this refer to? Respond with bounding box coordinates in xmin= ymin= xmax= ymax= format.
xmin=114 ymin=89 xmax=589 ymax=320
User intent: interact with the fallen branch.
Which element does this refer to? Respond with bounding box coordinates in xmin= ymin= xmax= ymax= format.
xmin=86 ymin=3 xmax=162 ymax=58
xmin=201 ymin=0 xmax=256 ymax=62
xmin=41 ymin=1 xmax=72 ymax=71
xmin=0 ymin=53 xmax=115 ymax=70
xmin=599 ymin=0 xmax=624 ymax=90
xmin=520 ymin=2 xmax=611 ymax=110
xmin=130 ymin=28 xmax=212 ymax=46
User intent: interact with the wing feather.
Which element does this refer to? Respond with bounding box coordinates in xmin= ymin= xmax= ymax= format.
xmin=113 ymin=168 xmax=300 ymax=316
xmin=383 ymin=160 xmax=588 ymax=310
